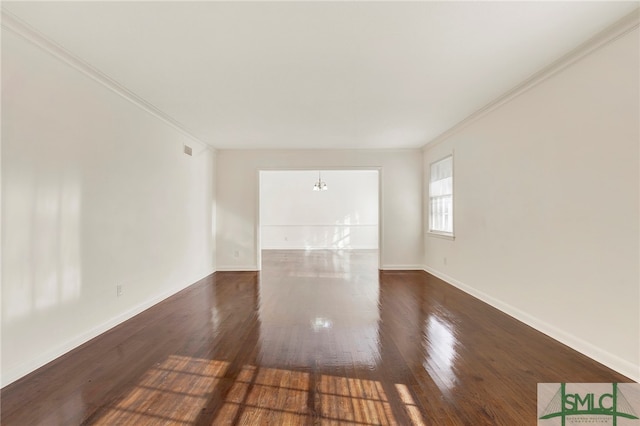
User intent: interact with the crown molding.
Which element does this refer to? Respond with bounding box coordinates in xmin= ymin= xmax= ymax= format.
xmin=423 ymin=8 xmax=640 ymax=151
xmin=1 ymin=9 xmax=213 ymax=149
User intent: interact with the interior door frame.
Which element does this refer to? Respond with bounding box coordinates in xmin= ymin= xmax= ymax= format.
xmin=256 ymin=167 xmax=383 ymax=270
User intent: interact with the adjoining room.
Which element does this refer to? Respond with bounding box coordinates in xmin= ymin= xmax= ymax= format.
xmin=259 ymin=169 xmax=380 ymax=267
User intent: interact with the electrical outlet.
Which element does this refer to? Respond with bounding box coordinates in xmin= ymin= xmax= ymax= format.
xmin=117 ymin=284 xmax=123 ymax=297
xmin=234 ymin=250 xmax=240 ymax=258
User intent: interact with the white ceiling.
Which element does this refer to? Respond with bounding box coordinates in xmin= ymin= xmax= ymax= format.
xmin=2 ymin=1 xmax=638 ymax=150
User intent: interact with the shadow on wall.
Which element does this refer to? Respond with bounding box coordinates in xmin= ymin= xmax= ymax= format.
xmin=216 ymin=202 xmax=256 ymax=268
xmin=3 ymin=171 xmax=83 ymax=323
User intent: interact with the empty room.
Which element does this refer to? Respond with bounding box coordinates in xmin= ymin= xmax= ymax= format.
xmin=1 ymin=1 xmax=638 ymax=425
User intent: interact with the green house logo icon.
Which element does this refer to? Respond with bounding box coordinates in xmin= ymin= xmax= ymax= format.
xmin=539 ymin=383 xmax=639 ymax=426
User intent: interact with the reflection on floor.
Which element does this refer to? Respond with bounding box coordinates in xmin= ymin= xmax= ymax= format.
xmin=0 ymin=249 xmax=631 ymax=425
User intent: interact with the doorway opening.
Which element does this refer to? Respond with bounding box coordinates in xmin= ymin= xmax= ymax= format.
xmin=257 ymin=169 xmax=381 ymax=270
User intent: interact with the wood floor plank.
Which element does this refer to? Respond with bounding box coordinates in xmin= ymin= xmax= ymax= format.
xmin=1 ymin=250 xmax=632 ymax=425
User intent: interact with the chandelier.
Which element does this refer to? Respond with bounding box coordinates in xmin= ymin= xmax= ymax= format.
xmin=313 ymin=171 xmax=328 ymax=191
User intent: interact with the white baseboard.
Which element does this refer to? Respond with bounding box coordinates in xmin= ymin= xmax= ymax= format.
xmin=380 ymin=264 xmax=425 ymax=271
xmin=216 ymin=265 xmax=260 ymax=272
xmin=261 ymin=246 xmax=379 ymax=250
xmin=422 ymin=265 xmax=640 ymax=382
xmin=1 ymin=269 xmax=216 ymax=388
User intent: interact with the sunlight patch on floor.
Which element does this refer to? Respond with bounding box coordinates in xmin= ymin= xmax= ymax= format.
xmin=93 ymin=355 xmax=229 ymax=425
xmin=92 ymin=355 xmax=425 ymax=425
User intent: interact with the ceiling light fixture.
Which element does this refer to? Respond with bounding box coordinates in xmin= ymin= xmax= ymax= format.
xmin=313 ymin=171 xmax=328 ymax=191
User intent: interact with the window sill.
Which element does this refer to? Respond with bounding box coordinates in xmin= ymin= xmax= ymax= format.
xmin=427 ymin=231 xmax=455 ymax=241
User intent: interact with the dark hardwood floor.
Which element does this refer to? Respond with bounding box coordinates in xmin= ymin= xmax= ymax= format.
xmin=1 ymin=250 xmax=631 ymax=425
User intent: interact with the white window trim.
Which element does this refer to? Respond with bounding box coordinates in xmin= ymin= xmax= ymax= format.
xmin=427 ymin=154 xmax=455 ymax=239
xmin=427 ymin=230 xmax=455 ymax=241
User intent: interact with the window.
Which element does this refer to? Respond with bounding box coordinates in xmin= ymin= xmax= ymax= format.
xmin=429 ymin=155 xmax=453 ymax=236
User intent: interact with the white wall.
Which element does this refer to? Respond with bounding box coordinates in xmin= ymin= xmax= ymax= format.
xmin=217 ymin=150 xmax=422 ymax=270
xmin=260 ymin=170 xmax=378 ymax=250
xmin=423 ymin=27 xmax=639 ymax=380
xmin=1 ymin=27 xmax=216 ymax=386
